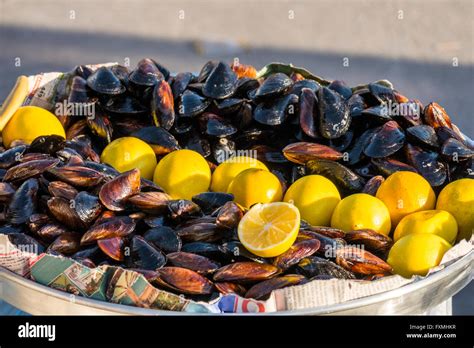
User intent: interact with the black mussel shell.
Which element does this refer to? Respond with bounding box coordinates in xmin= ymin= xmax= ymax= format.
xmin=440 ymin=138 xmax=474 ymax=162
xmin=3 ymin=158 xmax=59 ymax=183
xmin=371 ymin=158 xmax=417 ymax=176
xmin=254 ymin=73 xmax=293 ymax=100
xmin=347 ymin=94 xmax=366 ymax=118
xmin=131 ymin=126 xmax=180 ymax=155
xmin=318 ymin=87 xmax=351 ymax=139
xmin=8 ymin=233 xmax=45 ymax=254
xmin=361 ymin=105 xmax=392 ymax=123
xmin=197 ymin=60 xmax=218 ymax=83
xmin=182 ymin=131 xmax=211 ymax=158
xmin=368 ymin=82 xmax=395 ymax=104
xmin=203 ymin=62 xmax=237 ymax=99
xmin=234 ymin=77 xmax=260 ymax=98
xmin=253 ymin=93 xmax=298 ymax=126
xmin=144 ymin=226 xmax=182 ymax=253
xmin=151 ymin=79 xmax=175 ymax=130
xmin=192 ymin=192 xmax=234 ymax=214
xmin=327 ymin=129 xmax=354 ymax=152
xmin=74 ymin=191 xmax=102 ymax=226
xmin=0 ymin=145 xmax=27 ymax=169
xmin=296 ymin=256 xmax=356 ymax=279
xmin=172 ymin=72 xmax=194 ymax=99
xmin=406 ymin=125 xmax=439 ymax=149
xmin=214 ymin=98 xmax=244 ymax=115
xmin=86 ymin=109 xmax=113 ymax=142
xmin=84 ymin=161 xmax=119 ymax=181
xmin=103 ymin=95 xmax=147 ymax=116
xmin=345 ymin=128 xmax=378 ymax=165
xmin=128 ymin=58 xmax=164 ymax=87
xmin=212 ymin=138 xmax=236 ymax=164
xmin=7 ymin=178 xmax=38 ymax=225
xmin=75 ymin=65 xmax=94 ymax=80
xmin=299 ymin=88 xmax=318 ymax=138
xmin=199 ymin=113 xmax=237 ymax=138
xmin=127 ymin=235 xmax=167 ymax=270
xmin=291 ymin=79 xmax=320 ymax=96
xmin=29 ymin=136 xmax=65 ymax=156
xmin=178 ymin=90 xmax=211 ymax=117
xmin=405 ymin=144 xmax=447 ymax=187
xmin=364 ymin=121 xmax=405 ymax=158
xmin=181 ymin=242 xmax=224 ymax=261
xmin=111 ymin=65 xmax=130 ymax=86
xmin=328 ymin=80 xmax=352 ymax=99
xmin=306 ymin=159 xmax=365 ymax=194
xmin=87 ymin=67 xmax=125 ymax=95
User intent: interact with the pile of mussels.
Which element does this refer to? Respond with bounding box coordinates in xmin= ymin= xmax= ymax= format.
xmin=0 ymin=59 xmax=473 ymax=302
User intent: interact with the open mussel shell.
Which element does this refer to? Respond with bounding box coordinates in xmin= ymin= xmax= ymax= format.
xmin=296 ymin=256 xmax=356 ymax=279
xmin=318 ymin=87 xmax=351 ymax=139
xmin=405 ymin=144 xmax=447 ymax=187
xmin=29 ymin=135 xmax=66 ymax=155
xmin=3 ymin=158 xmax=59 ymax=184
xmin=440 ymin=138 xmax=474 ymax=162
xmin=97 ymin=237 xmax=125 ymax=261
xmin=99 ymin=168 xmax=141 ymax=211
xmin=273 ymin=239 xmax=321 ymax=270
xmin=81 ymin=216 xmax=136 ymax=245
xmin=46 ymin=166 xmax=104 ymax=188
xmin=47 ymin=196 xmax=86 ymax=230
xmin=178 ymin=90 xmax=211 ymax=117
xmin=127 ymin=235 xmax=167 ymax=270
xmin=306 ymin=159 xmax=365 ymax=194
xmin=144 ymin=226 xmax=181 ymax=253
xmin=202 ymin=61 xmax=237 ymax=99
xmin=7 ymin=178 xmax=38 ymax=225
xmin=74 ymin=191 xmax=103 ymax=226
xmin=198 ymin=112 xmax=237 ymax=138
xmin=335 ymin=246 xmax=392 ymax=275
xmin=371 ymin=158 xmax=417 ymax=176
xmin=343 ymin=229 xmax=393 ymax=258
xmin=131 ymin=126 xmax=180 ymax=155
xmin=126 ymin=191 xmax=171 ymax=214
xmin=254 ymin=73 xmax=293 ymax=100
xmin=213 ymin=262 xmax=280 ymax=283
xmin=362 ymin=175 xmax=385 ymax=196
xmin=283 ymin=142 xmax=343 ymax=165
xmin=155 ymin=267 xmax=214 ymax=295
xmin=191 ymin=192 xmax=234 ymax=214
xmin=8 ymin=233 xmax=45 ymax=254
xmin=167 ymin=251 xmax=220 ymax=274
xmin=253 ymin=93 xmax=298 ymax=126
xmin=406 ymin=125 xmax=439 ymax=149
xmin=0 ymin=145 xmax=27 ymax=169
xmin=216 ymin=201 xmax=244 ymax=230
xmin=363 ymin=121 xmax=405 ymax=158
xmin=87 ymin=66 xmax=125 ymax=96
xmin=245 ymin=274 xmax=306 ymax=300
xmin=48 ymin=232 xmax=81 ymax=255
xmin=151 ymin=80 xmax=175 ymax=130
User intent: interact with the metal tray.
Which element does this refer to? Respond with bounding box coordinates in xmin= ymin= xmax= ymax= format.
xmin=0 ymin=251 xmax=471 ymax=315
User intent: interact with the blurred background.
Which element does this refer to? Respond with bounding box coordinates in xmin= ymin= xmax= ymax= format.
xmin=0 ymin=0 xmax=472 ymax=314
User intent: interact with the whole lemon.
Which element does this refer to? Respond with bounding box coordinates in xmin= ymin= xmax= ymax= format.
xmin=331 ymin=193 xmax=391 ymax=235
xmin=227 ymin=168 xmax=282 ymax=208
xmin=101 ymin=137 xmax=157 ymax=180
xmin=436 ymin=178 xmax=474 ymax=242
xmin=3 ymin=106 xmax=65 ymax=148
xmin=394 ymin=210 xmax=458 ymax=244
xmin=211 ymin=156 xmax=268 ymax=193
xmin=387 ymin=234 xmax=451 ymax=278
xmin=153 ymin=149 xmax=211 ymax=199
xmin=284 ymin=175 xmax=340 ymax=226
xmin=376 ymin=171 xmax=436 ymax=227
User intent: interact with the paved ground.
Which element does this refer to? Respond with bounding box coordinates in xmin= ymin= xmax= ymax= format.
xmin=0 ymin=0 xmax=472 ymax=314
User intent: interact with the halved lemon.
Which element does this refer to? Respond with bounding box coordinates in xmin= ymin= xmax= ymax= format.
xmin=238 ymin=202 xmax=300 ymax=258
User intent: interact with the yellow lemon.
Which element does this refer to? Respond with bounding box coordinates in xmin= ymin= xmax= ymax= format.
xmin=101 ymin=137 xmax=157 ymax=180
xmin=387 ymin=234 xmax=451 ymax=278
xmin=2 ymin=106 xmax=65 ymax=148
xmin=211 ymin=155 xmax=268 ymax=193
xmin=227 ymin=168 xmax=282 ymax=209
xmin=436 ymin=178 xmax=474 ymax=242
xmin=330 ymin=193 xmax=391 ymax=235
xmin=376 ymin=171 xmax=436 ymax=227
xmin=153 ymin=149 xmax=211 ymax=199
xmin=394 ymin=210 xmax=458 ymax=244
xmin=238 ymin=202 xmax=300 ymax=257
xmin=284 ymin=175 xmax=340 ymax=226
